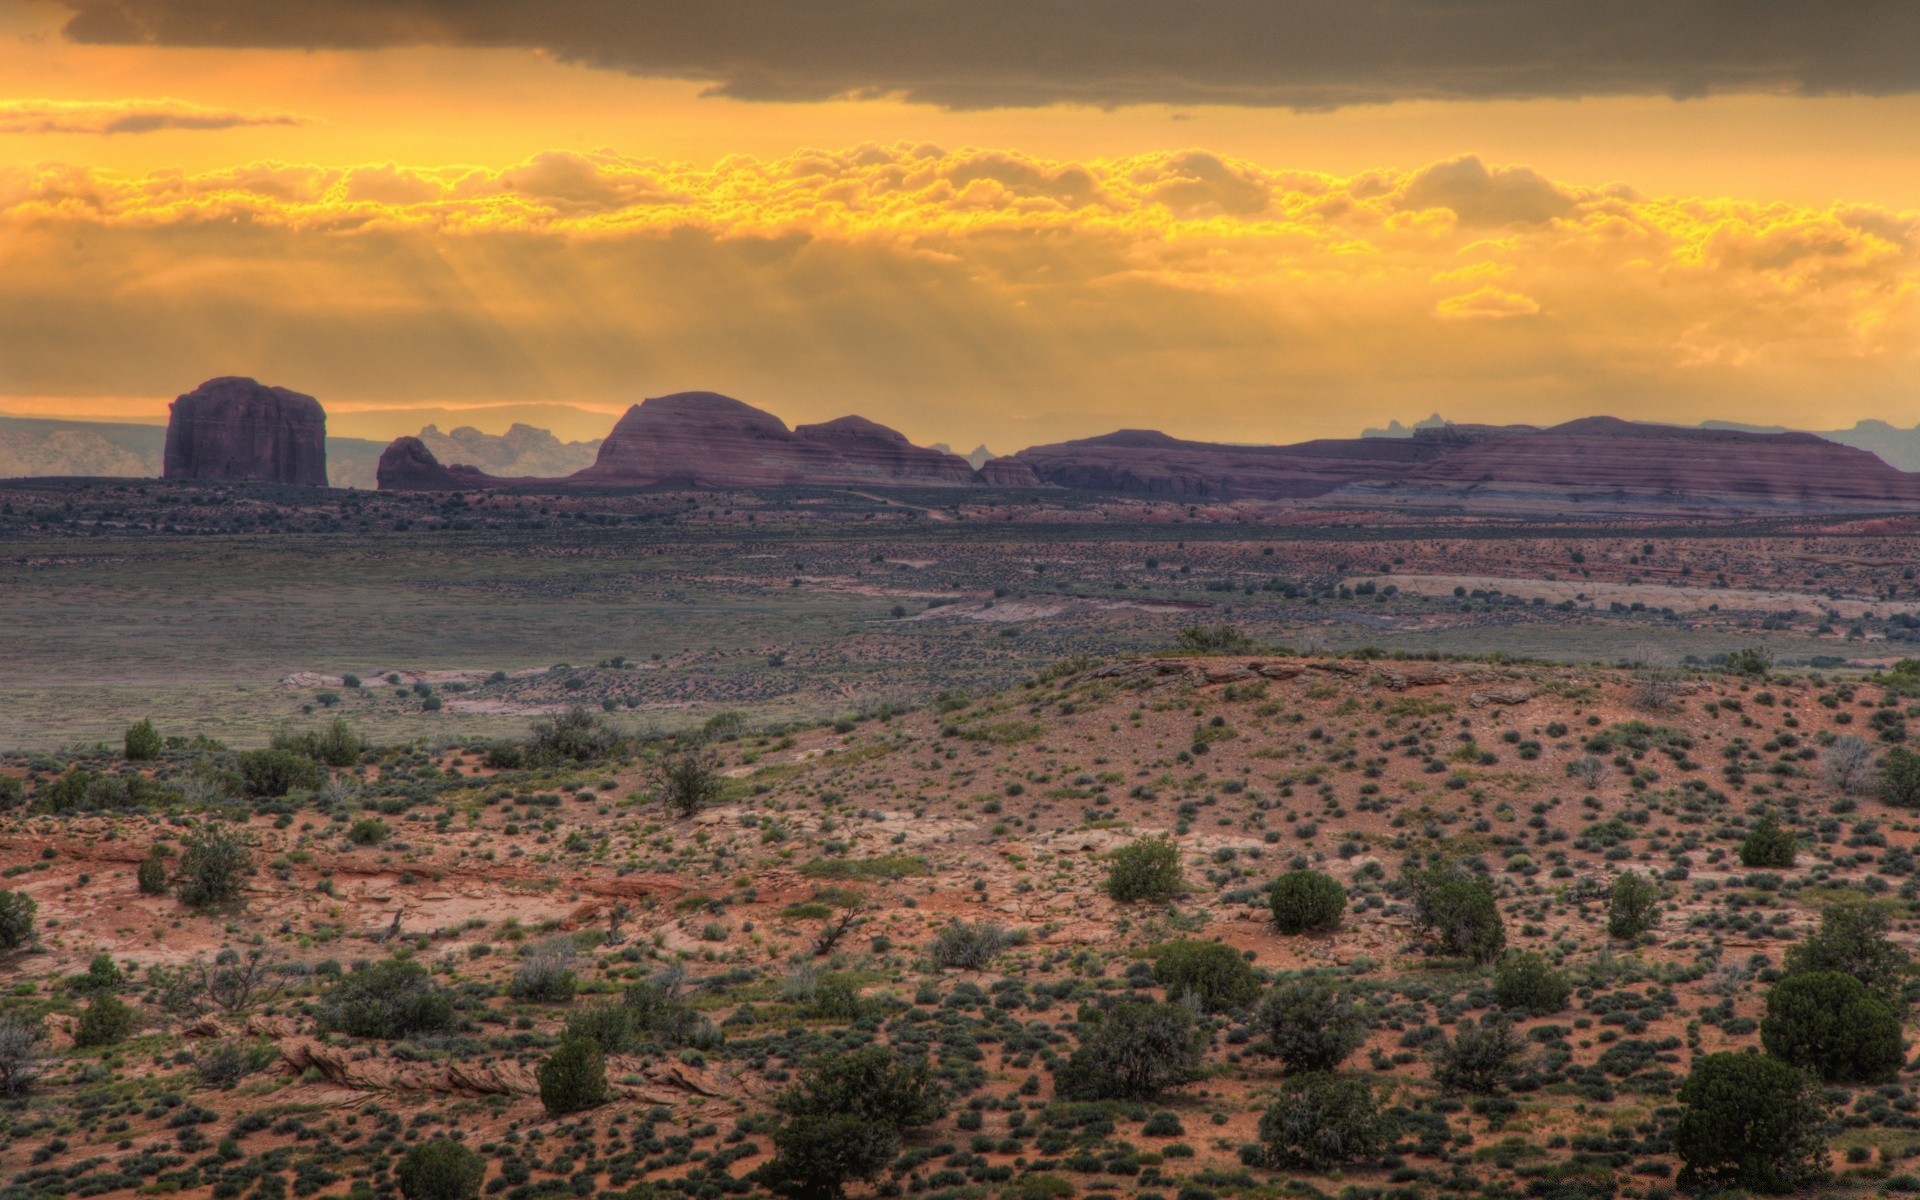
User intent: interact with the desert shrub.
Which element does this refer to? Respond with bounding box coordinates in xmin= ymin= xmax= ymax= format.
xmin=72 ymin=952 xmax=122 ymax=997
xmin=312 ymin=718 xmax=364 ymax=767
xmin=397 ymin=1140 xmax=486 ymax=1200
xmin=1406 ymin=866 xmax=1505 ymax=963
xmin=1054 ymin=1001 xmax=1203 ymax=1101
xmin=1725 ymin=646 xmax=1774 ymax=678
xmin=195 ymin=1039 xmax=276 ymax=1089
xmin=1881 ymin=747 xmax=1920 ymax=808
xmin=510 ymin=938 xmax=579 ymax=1002
xmin=538 ymin=1038 xmax=607 ymax=1115
xmin=174 ymin=825 xmax=253 ymax=910
xmin=1104 ymin=836 xmax=1185 ymax=902
xmin=347 ymin=817 xmax=388 ymax=846
xmin=1152 ymin=939 xmax=1261 ymax=1013
xmin=1740 ymin=813 xmax=1798 ymax=868
xmin=1253 ymin=979 xmax=1367 ymax=1073
xmin=237 ymin=748 xmax=325 ymax=797
xmin=927 ymin=919 xmax=1013 ymax=970
xmin=482 ymin=743 xmax=523 ymax=769
xmin=0 ymin=890 xmax=35 ymax=952
xmin=136 ymin=853 xmax=168 ymax=896
xmin=1175 ymin=624 xmax=1256 ymax=653
xmin=653 ymin=748 xmax=724 ymax=818
xmin=762 ymin=1047 xmax=943 ymax=1200
xmin=124 ymin=718 xmax=162 ymax=762
xmin=0 ymin=776 xmax=21 ymax=810
xmin=0 ymin=1010 xmax=47 ymax=1096
xmin=1268 ymin=869 xmax=1346 ymax=934
xmin=1254 ymin=1073 xmax=1392 ymax=1170
xmin=1493 ymin=952 xmax=1570 ymax=1015
xmin=1674 ymin=1052 xmax=1828 ymax=1194
xmin=1607 ymin=871 xmax=1660 ymax=939
xmin=528 ymin=707 xmax=624 ymax=766
xmin=1761 ymin=970 xmax=1903 ymax=1083
xmin=624 ymin=980 xmax=712 ymax=1049
xmin=1430 ymin=1016 xmax=1524 ymax=1094
xmin=1786 ymin=903 xmax=1911 ymax=1015
xmin=565 ymin=1003 xmax=640 ymax=1054
xmin=316 ymin=959 xmax=456 ymax=1039
xmin=1823 ymin=734 xmax=1876 ymax=794
xmin=72 ymin=994 xmax=135 ymax=1048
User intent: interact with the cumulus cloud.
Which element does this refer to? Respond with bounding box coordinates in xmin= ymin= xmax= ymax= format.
xmin=0 ymin=97 xmax=311 ymax=135
xmin=53 ymin=0 xmax=1920 ymax=110
xmin=1 ymin=145 xmax=1916 ymax=443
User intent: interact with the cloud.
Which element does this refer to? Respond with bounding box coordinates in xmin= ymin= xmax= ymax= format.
xmin=0 ymin=97 xmax=312 ymax=135
xmin=1 ymin=144 xmax=1916 ymax=444
xmin=52 ymin=0 xmax=1920 ymax=110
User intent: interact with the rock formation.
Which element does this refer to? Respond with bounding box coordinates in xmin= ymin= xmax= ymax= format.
xmin=162 ymin=377 xmax=327 ymax=486
xmin=416 ymin=423 xmax=601 ymax=478
xmin=376 ymin=437 xmax=510 ymax=491
xmin=1008 ymin=428 xmax=1454 ymax=499
xmin=792 ymin=415 xmax=976 ymax=484
xmin=976 ymin=456 xmax=1044 ymax=487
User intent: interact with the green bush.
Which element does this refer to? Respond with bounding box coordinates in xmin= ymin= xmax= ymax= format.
xmin=1492 ymin=952 xmax=1569 ymax=1016
xmin=1104 ymin=836 xmax=1185 ymax=903
xmin=760 ymin=1046 xmax=944 ymax=1200
xmin=1760 ymin=971 xmax=1903 ymax=1083
xmin=537 ymin=1038 xmax=607 ymax=1116
xmin=397 ymin=1140 xmax=486 ymax=1200
xmin=237 ymin=748 xmax=325 ymax=798
xmin=1740 ymin=813 xmax=1798 ymax=868
xmin=72 ymin=994 xmax=135 ymax=1048
xmin=1267 ymin=870 xmax=1346 ymax=934
xmin=1880 ymin=747 xmax=1920 ymax=808
xmin=1406 ymin=867 xmax=1505 ymax=963
xmin=1785 ymin=902 xmax=1911 ymax=1015
xmin=1607 ymin=871 xmax=1660 ymax=939
xmin=509 ymin=939 xmax=578 ymax=1002
xmin=1429 ymin=1016 xmax=1524 ymax=1094
xmin=1054 ymin=1001 xmax=1202 ymax=1101
xmin=312 ymin=718 xmax=364 ymax=768
xmin=652 ymin=748 xmax=724 ymax=818
xmin=926 ymin=920 xmax=1013 ymax=970
xmin=1253 ymin=979 xmax=1367 ymax=1073
xmin=0 ymin=890 xmax=35 ymax=952
xmin=174 ymin=825 xmax=253 ymax=910
xmin=316 ymin=959 xmax=456 ymax=1039
xmin=528 ymin=707 xmax=624 ymax=766
xmin=0 ymin=775 xmax=21 ymax=811
xmin=1152 ymin=939 xmax=1261 ymax=1013
xmin=124 ymin=718 xmax=162 ymax=762
xmin=623 ymin=980 xmax=711 ymax=1048
xmin=347 ymin=818 xmax=388 ymax=846
xmin=136 ymin=853 xmax=168 ymax=896
xmin=1725 ymin=646 xmax=1774 ymax=678
xmin=565 ymin=1003 xmax=641 ymax=1054
xmin=1674 ymin=1052 xmax=1829 ymax=1194
xmin=1254 ymin=1073 xmax=1391 ymax=1170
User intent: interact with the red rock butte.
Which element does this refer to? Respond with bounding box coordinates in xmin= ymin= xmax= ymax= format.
xmin=163 ymin=377 xmax=327 ymax=487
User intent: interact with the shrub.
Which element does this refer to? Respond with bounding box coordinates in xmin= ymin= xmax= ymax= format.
xmin=72 ymin=994 xmax=135 ymax=1048
xmin=510 ymin=938 xmax=578 ymax=1002
xmin=482 ymin=743 xmax=524 ymax=770
xmin=1881 ymin=747 xmax=1920 ymax=808
xmin=195 ymin=1040 xmax=276 ymax=1089
xmin=1267 ymin=870 xmax=1346 ymax=934
xmin=0 ymin=776 xmax=20 ymax=810
xmin=1254 ymin=1073 xmax=1391 ymax=1170
xmin=1429 ymin=1016 xmax=1524 ymax=1094
xmin=1104 ymin=836 xmax=1185 ymax=902
xmin=237 ymin=748 xmax=325 ymax=797
xmin=1607 ymin=871 xmax=1660 ymax=939
xmin=761 ymin=1046 xmax=944 ymax=1200
xmin=1786 ymin=903 xmax=1911 ymax=1015
xmin=397 ymin=1140 xmax=486 ymax=1200
xmin=1174 ymin=624 xmax=1256 ymax=653
xmin=347 ymin=817 xmax=388 ymax=846
xmin=136 ymin=853 xmax=168 ymax=896
xmin=174 ymin=825 xmax=253 ymax=910
xmin=565 ymin=1003 xmax=641 ymax=1054
xmin=1761 ymin=971 xmax=1903 ymax=1083
xmin=528 ymin=707 xmax=623 ymax=766
xmin=0 ymin=890 xmax=35 ymax=952
xmin=1725 ymin=646 xmax=1774 ymax=678
xmin=1823 ymin=734 xmax=1875 ymax=795
xmin=124 ymin=718 xmax=162 ymax=761
xmin=1152 ymin=939 xmax=1261 ymax=1013
xmin=623 ymin=980 xmax=711 ymax=1048
xmin=1674 ymin=1052 xmax=1828 ymax=1194
xmin=1493 ymin=952 xmax=1570 ymax=1016
xmin=926 ymin=920 xmax=1013 ymax=970
xmin=1740 ymin=813 xmax=1798 ymax=869
xmin=0 ymin=1010 xmax=47 ymax=1096
xmin=538 ymin=1038 xmax=607 ymax=1115
xmin=653 ymin=748 xmax=724 ymax=818
xmin=1253 ymin=979 xmax=1367 ymax=1073
xmin=312 ymin=718 xmax=364 ymax=768
xmin=1054 ymin=1001 xmax=1203 ymax=1100
xmin=1406 ymin=866 xmax=1505 ymax=963
xmin=316 ymin=959 xmax=456 ymax=1039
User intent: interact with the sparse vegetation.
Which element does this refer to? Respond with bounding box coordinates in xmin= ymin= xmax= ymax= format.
xmin=1104 ymin=835 xmax=1185 ymax=902
xmin=1267 ymin=869 xmax=1346 ymax=934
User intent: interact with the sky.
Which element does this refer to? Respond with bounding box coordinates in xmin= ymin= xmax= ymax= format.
xmin=3 ymin=0 xmax=1919 ymax=450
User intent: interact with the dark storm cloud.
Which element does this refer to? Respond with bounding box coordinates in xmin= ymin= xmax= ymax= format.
xmin=57 ymin=0 xmax=1920 ymax=109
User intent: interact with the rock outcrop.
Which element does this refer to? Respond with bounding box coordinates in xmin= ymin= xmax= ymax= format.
xmin=1008 ymin=428 xmax=1456 ymax=499
xmin=162 ymin=377 xmax=327 ymax=486
xmin=375 ymin=437 xmax=509 ymax=491
xmin=792 ymin=415 xmax=977 ymax=483
xmin=976 ymin=456 xmax=1044 ymax=487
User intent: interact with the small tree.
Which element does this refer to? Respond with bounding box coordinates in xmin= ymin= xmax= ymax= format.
xmin=760 ymin=1046 xmax=944 ymax=1200
xmin=0 ymin=890 xmax=35 ymax=952
xmin=73 ymin=994 xmax=136 ymax=1048
xmin=510 ymin=938 xmax=579 ymax=1002
xmin=124 ymin=718 xmax=162 ymax=762
xmin=1406 ymin=867 xmax=1505 ymax=964
xmin=1740 ymin=813 xmax=1798 ymax=868
xmin=316 ymin=959 xmax=456 ymax=1039
xmin=1607 ymin=871 xmax=1659 ymax=939
xmin=1761 ymin=971 xmax=1903 ymax=1083
xmin=1786 ymin=902 xmax=1910 ymax=1015
xmin=1674 ymin=1053 xmax=1828 ymax=1194
xmin=1175 ymin=624 xmax=1255 ymax=653
xmin=1430 ymin=1016 xmax=1524 ymax=1094
xmin=1881 ymin=747 xmax=1920 ymax=808
xmin=1253 ymin=979 xmax=1367 ymax=1074
xmin=1493 ymin=952 xmax=1570 ymax=1016
xmin=1725 ymin=646 xmax=1774 ymax=678
xmin=623 ymin=978 xmax=712 ymax=1049
xmin=1822 ymin=734 xmax=1875 ymax=795
xmin=926 ymin=920 xmax=1012 ymax=970
xmin=528 ymin=707 xmax=624 ymax=766
xmin=397 ymin=1140 xmax=486 ymax=1200
xmin=1267 ymin=870 xmax=1346 ymax=934
xmin=208 ymin=949 xmax=282 ymax=1014
xmin=1253 ymin=1074 xmax=1392 ymax=1170
xmin=136 ymin=853 xmax=168 ymax=896
xmin=236 ymin=748 xmax=325 ymax=797
xmin=1104 ymin=836 xmax=1184 ymax=902
xmin=312 ymin=717 xmax=364 ymax=768
xmin=1152 ymin=939 xmax=1261 ymax=1014
xmin=538 ymin=1038 xmax=608 ymax=1115
xmin=1054 ymin=1001 xmax=1203 ymax=1101
xmin=0 ymin=1010 xmax=47 ymax=1096
xmin=175 ymin=825 xmax=252 ymax=910
xmin=653 ymin=749 xmax=724 ymax=818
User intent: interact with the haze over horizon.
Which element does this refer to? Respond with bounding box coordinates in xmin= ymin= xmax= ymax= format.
xmin=4 ymin=0 xmax=1920 ymax=449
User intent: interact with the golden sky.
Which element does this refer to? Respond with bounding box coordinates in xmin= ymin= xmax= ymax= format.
xmin=4 ymin=0 xmax=1919 ymax=449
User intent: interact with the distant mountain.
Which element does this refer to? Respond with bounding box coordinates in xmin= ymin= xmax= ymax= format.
xmin=932 ymin=442 xmax=997 ymax=469
xmin=1361 ymin=414 xmax=1452 ymax=439
xmin=416 ymin=423 xmax=601 ymax=478
xmin=1703 ymin=418 xmax=1920 ymax=472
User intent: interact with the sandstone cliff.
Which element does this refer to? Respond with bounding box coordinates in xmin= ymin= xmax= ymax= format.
xmin=162 ymin=377 xmax=327 ymax=486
